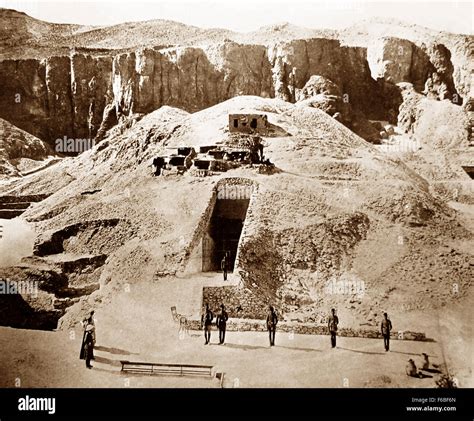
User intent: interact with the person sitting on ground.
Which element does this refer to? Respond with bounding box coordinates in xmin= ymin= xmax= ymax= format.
xmin=421 ymin=353 xmax=430 ymax=370
xmin=406 ymin=359 xmax=418 ymax=377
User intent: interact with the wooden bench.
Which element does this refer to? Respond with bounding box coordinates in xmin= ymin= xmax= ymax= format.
xmin=120 ymin=360 xmax=214 ymax=377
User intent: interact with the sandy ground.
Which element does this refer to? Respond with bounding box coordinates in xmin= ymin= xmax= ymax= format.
xmin=0 ymin=325 xmax=445 ymax=389
xmin=0 ymin=276 xmax=456 ymax=389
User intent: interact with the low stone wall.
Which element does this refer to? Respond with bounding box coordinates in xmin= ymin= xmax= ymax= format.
xmin=187 ymin=318 xmax=428 ymax=342
xmin=203 ymin=285 xmax=271 ymax=319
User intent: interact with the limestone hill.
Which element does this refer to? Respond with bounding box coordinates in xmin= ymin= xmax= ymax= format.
xmin=0 ymin=96 xmax=471 ymax=333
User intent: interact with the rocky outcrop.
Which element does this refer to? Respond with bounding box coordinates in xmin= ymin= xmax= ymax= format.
xmin=295 ymin=75 xmax=385 ymax=143
xmin=113 ymin=43 xmax=274 ymax=116
xmin=71 ymin=54 xmax=113 ymax=139
xmin=296 ymin=75 xmax=342 ymax=98
xmin=367 ymin=37 xmax=462 ymax=102
xmin=398 ymin=83 xmax=470 ymax=148
xmin=368 ymin=37 xmax=432 ymax=89
xmin=0 ymin=39 xmax=391 ymax=149
xmin=268 ymin=39 xmax=383 ymax=118
xmin=0 ymin=118 xmax=54 ymax=177
xmin=33 ymin=218 xmax=131 ymax=256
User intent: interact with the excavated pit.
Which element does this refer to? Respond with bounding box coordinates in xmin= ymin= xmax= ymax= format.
xmin=0 ymin=219 xmax=133 ymax=330
xmin=202 ymin=198 xmax=250 ymax=272
xmin=182 ymin=178 xmax=256 ymax=275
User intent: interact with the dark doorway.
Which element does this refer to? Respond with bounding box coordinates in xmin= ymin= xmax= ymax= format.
xmin=250 ymin=118 xmax=257 ymax=129
xmin=202 ymin=197 xmax=250 ymax=272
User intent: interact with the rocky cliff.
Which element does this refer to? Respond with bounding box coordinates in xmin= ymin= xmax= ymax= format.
xmin=0 ymin=10 xmax=471 ymax=151
xmin=367 ymin=37 xmax=463 ymax=102
xmin=0 ymin=39 xmax=397 ymax=148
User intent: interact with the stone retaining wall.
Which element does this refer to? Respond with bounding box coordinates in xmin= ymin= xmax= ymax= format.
xmin=187 ymin=318 xmax=428 ymax=341
xmin=203 ymin=285 xmax=271 ymax=319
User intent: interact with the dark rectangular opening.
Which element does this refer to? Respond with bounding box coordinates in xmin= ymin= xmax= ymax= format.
xmin=202 ymin=198 xmax=250 ymax=272
xmin=250 ymin=118 xmax=257 ymax=129
xmin=169 ymin=156 xmax=185 ymax=166
xmin=462 ymin=166 xmax=474 ymax=179
xmin=229 ymin=151 xmax=247 ymax=161
xmin=178 ymin=147 xmax=192 ymax=156
xmin=208 ymin=150 xmax=225 ymax=159
xmin=194 ymin=160 xmax=210 ymax=170
xmin=199 ymin=146 xmax=216 ymax=154
xmin=233 ymin=119 xmax=238 ymax=128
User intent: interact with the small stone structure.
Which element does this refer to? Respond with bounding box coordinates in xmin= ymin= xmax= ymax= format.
xmin=152 ymin=133 xmax=269 ymax=177
xmin=229 ymin=114 xmax=268 ymax=134
xmin=154 ymin=147 xmax=196 ymax=175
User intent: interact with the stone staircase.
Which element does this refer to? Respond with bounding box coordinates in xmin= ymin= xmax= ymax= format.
xmin=0 ymin=194 xmax=49 ymax=219
xmin=18 ymin=253 xmax=106 ymax=310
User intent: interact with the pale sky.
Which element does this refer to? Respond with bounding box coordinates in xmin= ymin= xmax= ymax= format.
xmin=1 ymin=0 xmax=472 ymax=34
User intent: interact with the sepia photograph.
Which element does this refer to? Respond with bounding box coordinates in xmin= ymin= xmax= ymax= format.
xmin=0 ymin=0 xmax=472 ymax=417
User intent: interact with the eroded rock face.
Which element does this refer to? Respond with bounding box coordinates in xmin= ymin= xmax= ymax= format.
xmin=0 ymin=117 xmax=53 ymax=177
xmin=0 ymin=36 xmax=468 ymax=153
xmin=268 ymin=39 xmax=382 ymax=117
xmin=0 ymin=54 xmax=113 ymax=147
xmin=0 ymin=40 xmax=389 ymax=149
xmin=367 ymin=37 xmax=462 ymax=102
xmin=113 ymin=44 xmax=274 ymax=116
xmin=368 ymin=37 xmax=431 ymax=89
xmin=71 ymin=54 xmax=114 ymax=139
xmin=398 ymin=83 xmax=470 ymax=148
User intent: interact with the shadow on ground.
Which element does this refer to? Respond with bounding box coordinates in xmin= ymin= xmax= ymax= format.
xmin=95 ymin=345 xmax=138 ymax=355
